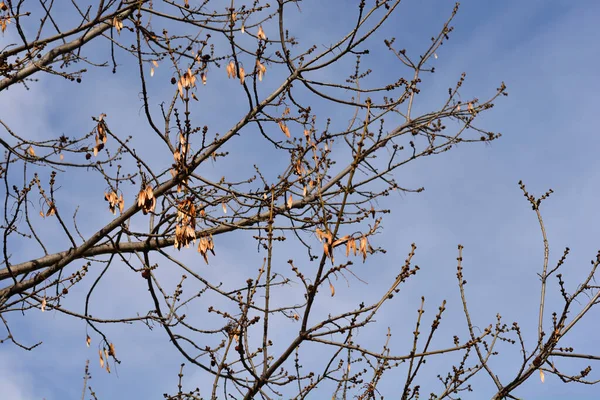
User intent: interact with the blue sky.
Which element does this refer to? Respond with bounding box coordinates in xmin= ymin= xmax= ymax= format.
xmin=1 ymin=0 xmax=599 ymax=398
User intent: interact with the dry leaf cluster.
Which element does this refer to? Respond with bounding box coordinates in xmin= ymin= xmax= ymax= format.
xmin=104 ymin=191 xmax=124 ymax=215
xmin=137 ymin=184 xmax=156 ymax=215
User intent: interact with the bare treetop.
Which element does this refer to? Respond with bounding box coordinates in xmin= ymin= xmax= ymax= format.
xmin=1 ymin=1 xmax=598 ymax=399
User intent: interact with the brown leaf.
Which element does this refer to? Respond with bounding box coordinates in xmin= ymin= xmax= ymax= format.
xmin=315 ymin=228 xmax=324 ymax=242
xmin=278 ymin=121 xmax=290 ymax=138
xmin=108 ymin=343 xmax=116 ymax=357
xmin=113 ymin=17 xmax=123 ymax=34
xmin=138 ymin=185 xmax=156 ymax=214
xmin=179 ymin=68 xmax=196 ymax=89
xmin=360 ymin=236 xmax=368 ymax=262
xmin=329 ymin=282 xmax=335 ymax=297
xmin=137 ymin=189 xmax=146 ymax=207
xmin=208 ymin=235 xmax=215 ymax=254
xmin=256 ymin=59 xmax=266 ymax=81
xmin=239 ymin=67 xmax=245 ymax=85
xmin=257 ymin=25 xmax=266 ymax=40
xmin=86 ymin=335 xmax=91 ymax=348
xmin=41 ymin=297 xmax=46 ymax=312
xmin=27 ymin=146 xmax=35 ymax=156
xmin=97 ymin=122 xmax=107 ymax=143
xmin=468 ymin=102 xmax=475 ymax=115
xmin=540 ymin=369 xmax=545 ymax=383
xmin=99 ymin=350 xmax=104 ymax=368
xmin=145 ymin=185 xmax=154 ymax=199
xmin=227 ymin=60 xmax=237 ymax=79
xmin=0 ymin=17 xmax=10 ymax=34
xmin=287 ymin=194 xmax=293 ymax=209
xmin=346 ymin=239 xmax=357 ymax=257
xmin=197 ymin=236 xmax=215 ymax=264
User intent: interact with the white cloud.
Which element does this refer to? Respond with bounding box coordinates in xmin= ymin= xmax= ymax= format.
xmin=0 ymin=351 xmax=42 ymax=400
